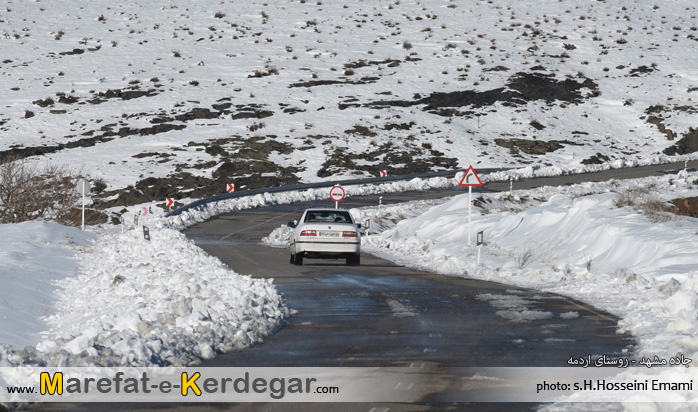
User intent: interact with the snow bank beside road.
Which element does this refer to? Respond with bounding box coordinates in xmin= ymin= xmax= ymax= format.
xmin=350 ymin=173 xmax=698 ymax=406
xmin=38 ymin=226 xmax=287 ymax=367
xmin=0 ymin=225 xmax=287 ymax=368
xmin=358 ymin=172 xmax=698 ymax=363
xmin=161 ymin=176 xmax=455 ymax=232
xmin=161 ymin=160 xmax=698 ymax=234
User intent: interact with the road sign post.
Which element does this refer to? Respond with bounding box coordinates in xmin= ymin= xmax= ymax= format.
xmin=329 ymin=185 xmax=346 ymax=209
xmin=76 ymin=179 xmax=91 ymax=231
xmin=458 ymin=166 xmax=484 ymax=247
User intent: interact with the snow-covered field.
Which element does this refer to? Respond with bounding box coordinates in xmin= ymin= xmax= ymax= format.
xmin=0 ymin=222 xmax=95 ymax=351
xmin=1 ymin=0 xmax=697 ymax=206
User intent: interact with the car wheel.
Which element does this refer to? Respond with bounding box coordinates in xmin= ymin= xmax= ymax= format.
xmin=294 ymin=253 xmax=304 ymax=266
xmin=289 ymin=253 xmax=295 ymax=264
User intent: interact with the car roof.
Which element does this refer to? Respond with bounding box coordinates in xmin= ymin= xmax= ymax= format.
xmin=303 ymin=208 xmax=351 ymax=212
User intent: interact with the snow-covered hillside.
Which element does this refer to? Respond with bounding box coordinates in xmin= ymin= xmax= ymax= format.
xmin=1 ymin=0 xmax=697 ymax=208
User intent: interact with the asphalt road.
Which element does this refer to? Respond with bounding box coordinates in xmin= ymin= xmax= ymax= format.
xmin=175 ymin=192 xmax=635 ymax=410
xmin=485 ymin=159 xmax=697 ymax=192
xmin=181 ymin=161 xmax=698 ymax=407
xmin=31 ymin=160 xmax=695 ymax=411
xmin=187 ymin=205 xmax=631 ymax=369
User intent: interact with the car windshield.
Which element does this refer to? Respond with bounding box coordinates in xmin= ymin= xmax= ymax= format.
xmin=304 ymin=210 xmax=353 ymax=224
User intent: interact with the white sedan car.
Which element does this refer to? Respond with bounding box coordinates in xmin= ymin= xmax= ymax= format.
xmin=288 ymin=208 xmax=365 ymax=266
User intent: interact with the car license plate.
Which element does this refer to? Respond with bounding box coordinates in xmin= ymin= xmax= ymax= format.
xmin=319 ymin=231 xmax=339 ymax=237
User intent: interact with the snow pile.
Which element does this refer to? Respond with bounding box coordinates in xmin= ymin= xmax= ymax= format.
xmin=0 ymin=225 xmax=287 ymax=368
xmin=359 ymin=171 xmax=698 ymax=363
xmin=262 ymin=224 xmax=294 ymax=248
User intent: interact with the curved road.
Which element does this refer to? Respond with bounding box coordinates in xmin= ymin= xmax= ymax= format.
xmin=187 ymin=199 xmax=632 ymax=369
xmin=183 ymin=161 xmax=697 ymax=408
xmin=32 ymin=161 xmax=694 ymax=411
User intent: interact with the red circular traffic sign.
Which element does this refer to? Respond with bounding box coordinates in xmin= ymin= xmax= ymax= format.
xmin=329 ymin=185 xmax=346 ymax=202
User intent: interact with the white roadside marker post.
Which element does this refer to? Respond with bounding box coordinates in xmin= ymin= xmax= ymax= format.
xmin=82 ymin=186 xmax=85 ymax=230
xmin=477 ymin=231 xmax=484 ymax=265
xmin=75 ymin=179 xmax=91 ymax=231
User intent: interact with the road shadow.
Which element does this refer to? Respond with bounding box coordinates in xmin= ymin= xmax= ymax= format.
xmin=296 ymin=262 xmax=403 ymax=269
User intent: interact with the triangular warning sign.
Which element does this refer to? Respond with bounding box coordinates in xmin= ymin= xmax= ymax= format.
xmin=458 ymin=165 xmax=483 ymax=187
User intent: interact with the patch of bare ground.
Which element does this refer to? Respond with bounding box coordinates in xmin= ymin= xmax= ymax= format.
xmin=102 ymin=135 xmax=302 ymax=209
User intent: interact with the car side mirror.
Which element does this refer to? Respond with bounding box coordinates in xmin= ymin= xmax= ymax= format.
xmin=287 ymin=220 xmax=297 ymax=228
xmin=356 ymin=223 xmax=362 ymax=229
